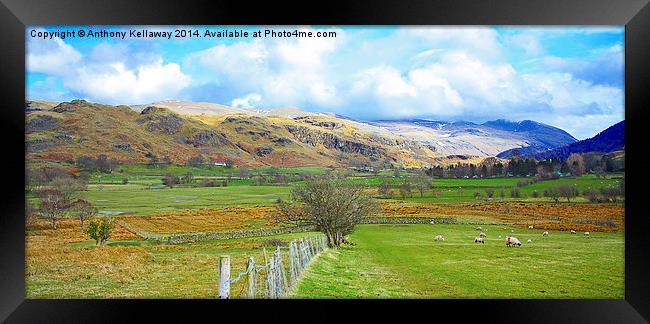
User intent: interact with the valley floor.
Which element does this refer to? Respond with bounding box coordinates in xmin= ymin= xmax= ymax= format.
xmin=293 ymin=224 xmax=624 ymax=299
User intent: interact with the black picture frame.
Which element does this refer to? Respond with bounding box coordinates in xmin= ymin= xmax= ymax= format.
xmin=1 ymin=0 xmax=648 ymax=322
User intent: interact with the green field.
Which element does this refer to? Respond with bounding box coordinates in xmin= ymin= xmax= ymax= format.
xmin=81 ymin=185 xmax=291 ymax=215
xmin=293 ymin=224 xmax=624 ymax=298
xmin=63 ymin=173 xmax=623 ymax=215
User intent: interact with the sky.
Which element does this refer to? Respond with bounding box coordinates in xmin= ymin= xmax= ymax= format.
xmin=26 ymin=26 xmax=624 ymax=139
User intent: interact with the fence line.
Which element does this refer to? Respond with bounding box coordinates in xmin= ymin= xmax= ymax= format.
xmin=218 ymin=235 xmax=328 ymax=298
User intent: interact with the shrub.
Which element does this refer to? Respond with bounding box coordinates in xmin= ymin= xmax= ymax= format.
xmin=583 ymin=188 xmax=600 ymax=203
xmin=84 ymin=216 xmax=114 ymax=246
xmin=544 ymin=187 xmax=560 ymax=202
xmin=516 ymin=180 xmax=530 ymax=187
xmin=122 ymin=178 xmax=129 ymax=185
xmin=162 ymin=174 xmax=180 ymax=187
xmin=485 ymin=188 xmax=495 ymax=198
xmin=510 ymin=187 xmax=521 ymax=198
xmin=531 ymin=190 xmax=540 ymax=198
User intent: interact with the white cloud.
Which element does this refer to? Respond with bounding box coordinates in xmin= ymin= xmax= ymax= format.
xmin=27 ymin=33 xmax=191 ymax=105
xmin=65 ymin=58 xmax=191 ymax=105
xmin=27 ymin=31 xmax=82 ymax=75
xmin=192 ymin=27 xmax=344 ymax=108
xmin=231 ymin=93 xmax=262 ymax=108
xmin=347 ymin=50 xmax=622 ymax=133
xmin=507 ymin=33 xmax=544 ymax=56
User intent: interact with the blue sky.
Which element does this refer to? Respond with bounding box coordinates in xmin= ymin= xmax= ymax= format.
xmin=26 ymin=26 xmax=624 ymax=139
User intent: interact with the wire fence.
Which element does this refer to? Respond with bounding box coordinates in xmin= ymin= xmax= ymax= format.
xmin=218 ymin=235 xmax=328 ymax=298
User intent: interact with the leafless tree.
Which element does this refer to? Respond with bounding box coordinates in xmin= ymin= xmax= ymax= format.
xmin=567 ymin=153 xmax=586 ymax=176
xmin=558 ymin=184 xmax=579 ymax=202
xmin=37 ymin=188 xmax=70 ymax=229
xmin=399 ymin=182 xmax=413 ymax=199
xmin=274 ymin=179 xmax=378 ymax=248
xmin=414 ymin=176 xmax=431 ymax=197
xmin=72 ymin=198 xmax=96 ymax=227
xmin=378 ymin=181 xmax=391 ymax=198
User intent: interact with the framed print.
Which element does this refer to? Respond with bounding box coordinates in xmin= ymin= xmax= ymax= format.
xmin=1 ymin=0 xmax=649 ymax=322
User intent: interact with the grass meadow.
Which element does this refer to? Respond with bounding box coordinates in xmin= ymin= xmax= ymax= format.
xmin=25 ymin=164 xmax=625 ymax=299
xmin=294 ymin=224 xmax=624 ymax=298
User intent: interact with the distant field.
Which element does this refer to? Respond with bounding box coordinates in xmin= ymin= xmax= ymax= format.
xmin=81 ymin=185 xmax=290 ymax=216
xmin=294 ymin=224 xmax=624 ymax=298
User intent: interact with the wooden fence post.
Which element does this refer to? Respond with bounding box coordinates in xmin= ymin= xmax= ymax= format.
xmin=267 ymin=256 xmax=275 ymax=299
xmin=247 ymin=256 xmax=256 ymax=299
xmin=218 ymin=255 xmax=230 ymax=299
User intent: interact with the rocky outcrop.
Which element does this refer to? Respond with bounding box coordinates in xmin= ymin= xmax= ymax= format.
xmin=114 ymin=143 xmax=132 ymax=152
xmin=286 ymin=125 xmax=384 ymax=157
xmin=26 ymin=115 xmax=60 ymax=132
xmin=138 ymin=109 xmax=184 ymax=135
xmin=51 ymin=99 xmax=89 ymax=113
xmin=293 ymin=116 xmax=342 ymax=129
xmin=255 ymin=147 xmax=274 ymax=157
xmin=181 ymin=130 xmax=231 ymax=147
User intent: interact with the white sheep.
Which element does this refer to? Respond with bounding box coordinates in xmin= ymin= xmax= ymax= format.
xmin=584 ymin=232 xmax=590 ymax=237
xmin=474 ymin=237 xmax=485 ymax=244
xmin=570 ymin=230 xmax=576 ymax=234
xmin=434 ymin=235 xmax=445 ymax=241
xmin=506 ymin=236 xmax=521 ymax=247
xmin=479 ymin=232 xmax=487 ymax=238
xmin=476 ymin=226 xmax=483 ymax=231
xmin=528 ymin=225 xmax=534 ymax=229
xmin=430 ymin=221 xmax=435 ymax=225
xmin=527 ymin=239 xmax=532 ymax=244
xmin=542 ymin=231 xmax=549 ymax=237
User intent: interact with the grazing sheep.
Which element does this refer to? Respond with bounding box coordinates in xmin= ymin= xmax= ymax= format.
xmin=542 ymin=231 xmax=549 ymax=237
xmin=479 ymin=232 xmax=487 ymax=238
xmin=476 ymin=226 xmax=483 ymax=231
xmin=528 ymin=225 xmax=534 ymax=229
xmin=506 ymin=236 xmax=522 ymax=247
xmin=430 ymin=221 xmax=435 ymax=225
xmin=434 ymin=235 xmax=445 ymax=241
xmin=474 ymin=237 xmax=485 ymax=244
xmin=570 ymin=230 xmax=577 ymax=234
xmin=527 ymin=239 xmax=533 ymax=244
xmin=584 ymin=232 xmax=590 ymax=237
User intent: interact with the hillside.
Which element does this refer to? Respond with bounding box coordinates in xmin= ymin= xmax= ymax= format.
xmin=497 ymin=121 xmax=624 ymax=159
xmin=25 ymin=100 xmax=441 ymax=167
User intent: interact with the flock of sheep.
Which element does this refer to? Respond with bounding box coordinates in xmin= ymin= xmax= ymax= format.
xmin=431 ymin=223 xmax=591 ymax=247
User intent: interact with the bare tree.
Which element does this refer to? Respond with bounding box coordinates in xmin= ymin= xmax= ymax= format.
xmin=72 ymin=198 xmax=96 ymax=227
xmin=37 ymin=188 xmax=70 ymax=229
xmin=399 ymin=182 xmax=413 ymax=199
xmin=544 ymin=187 xmax=560 ymax=203
xmin=378 ymin=181 xmax=391 ymax=198
xmin=557 ymin=184 xmax=579 ymax=202
xmin=274 ymin=179 xmax=378 ymax=248
xmin=50 ymin=176 xmax=87 ymax=202
xmin=414 ymin=176 xmax=431 ymax=197
xmin=567 ymin=153 xmax=586 ymax=176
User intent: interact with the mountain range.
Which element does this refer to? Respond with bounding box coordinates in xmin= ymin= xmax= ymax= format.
xmin=497 ymin=120 xmax=625 ymax=160
xmin=24 ymin=99 xmax=622 ymax=167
